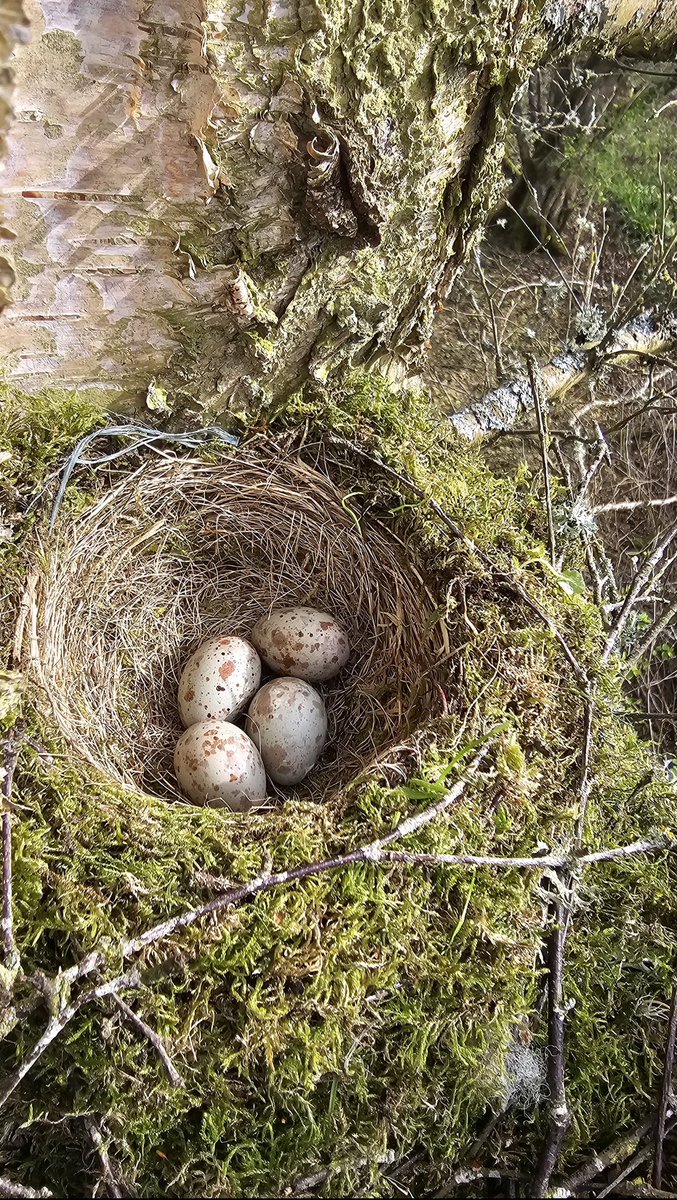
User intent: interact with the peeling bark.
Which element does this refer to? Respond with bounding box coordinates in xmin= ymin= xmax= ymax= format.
xmin=1 ymin=0 xmax=676 ymax=411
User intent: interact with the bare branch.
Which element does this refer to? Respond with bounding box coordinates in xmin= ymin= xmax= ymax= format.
xmin=475 ymin=247 xmax=505 ymax=382
xmin=560 ymin=1115 xmax=656 ymax=1193
xmin=532 ymin=896 xmax=571 ymax=1197
xmin=452 ymin=311 xmax=677 ymax=440
xmin=54 ymin=744 xmax=495 ymax=994
xmin=594 ymin=495 xmax=677 ymax=514
xmin=628 ymin=600 xmax=677 ymax=669
xmin=0 ymin=970 xmax=141 ymax=1113
xmin=654 ymin=983 xmax=677 ymax=1188
xmin=85 ymin=1118 xmax=125 ymax=1199
xmin=383 ymin=837 xmax=670 ymax=872
xmin=603 ymin=522 xmax=677 ymax=662
xmin=112 ymin=993 xmax=184 ymax=1088
xmin=0 ymin=1177 xmax=53 ymax=1199
xmin=528 ymin=356 xmax=557 ymax=568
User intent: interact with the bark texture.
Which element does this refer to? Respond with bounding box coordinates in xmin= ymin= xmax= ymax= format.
xmin=1 ymin=0 xmax=676 ymax=411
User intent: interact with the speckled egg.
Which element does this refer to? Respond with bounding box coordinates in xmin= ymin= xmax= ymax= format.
xmin=251 ymin=607 xmax=350 ymax=683
xmin=174 ymin=720 xmax=267 ymax=811
xmin=178 ymin=636 xmax=261 ymax=728
xmin=245 ymin=678 xmax=327 ymax=785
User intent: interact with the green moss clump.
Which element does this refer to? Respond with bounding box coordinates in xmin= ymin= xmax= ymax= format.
xmin=572 ymin=93 xmax=677 ymax=238
xmin=0 ymin=381 xmax=675 ymax=1196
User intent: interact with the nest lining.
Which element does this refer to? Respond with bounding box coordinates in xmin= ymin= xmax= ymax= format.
xmin=28 ymin=446 xmax=448 ymax=805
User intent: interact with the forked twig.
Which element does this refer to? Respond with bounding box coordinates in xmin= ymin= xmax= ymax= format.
xmin=112 ymin=993 xmax=184 ymax=1088
xmin=560 ymin=1115 xmax=655 ymax=1193
xmin=628 ymin=600 xmax=677 ymax=669
xmin=0 ymin=970 xmax=141 ymax=1111
xmin=603 ymin=522 xmax=677 ymax=663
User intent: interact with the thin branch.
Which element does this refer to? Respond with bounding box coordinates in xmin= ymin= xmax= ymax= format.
xmin=528 ymin=356 xmax=556 ymax=568
xmin=1 ymin=725 xmax=21 ymax=972
xmin=452 ymin=311 xmax=677 ymax=439
xmin=112 ymin=993 xmax=184 ymax=1088
xmin=576 ymin=696 xmax=596 ymax=850
xmin=603 ymin=522 xmax=677 ymax=663
xmin=0 ymin=970 xmax=141 ymax=1112
xmin=628 ymin=600 xmax=677 ymax=669
xmin=382 ymin=837 xmax=670 ymax=872
xmin=532 ymin=896 xmax=571 ymax=1197
xmin=52 ymin=745 xmax=497 ymax=996
xmin=119 ymin=742 xmax=493 ymax=965
xmin=0 ymin=1177 xmax=53 ymax=1199
xmin=594 ymin=495 xmax=677 ymax=515
xmin=560 ymin=1116 xmax=655 ymax=1193
xmin=654 ymin=982 xmax=677 ymax=1188
xmin=576 ymin=431 xmax=609 ymax=503
xmin=85 ymin=1118 xmax=124 ymax=1199
xmin=475 ymin=247 xmax=505 ymax=382
xmin=599 ymin=1141 xmax=663 ymax=1198
xmin=611 ymin=1183 xmax=677 ymax=1199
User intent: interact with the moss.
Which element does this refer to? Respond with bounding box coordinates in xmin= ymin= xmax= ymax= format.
xmin=0 ymin=381 xmax=675 ymax=1195
xmin=572 ymin=93 xmax=677 ymax=238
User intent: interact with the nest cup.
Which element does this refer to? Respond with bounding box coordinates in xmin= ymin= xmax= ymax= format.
xmin=29 ymin=446 xmax=447 ymax=805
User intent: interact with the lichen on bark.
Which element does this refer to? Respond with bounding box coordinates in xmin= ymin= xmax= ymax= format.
xmin=5 ymin=0 xmax=674 ymax=412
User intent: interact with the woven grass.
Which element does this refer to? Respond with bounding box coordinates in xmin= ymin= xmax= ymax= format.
xmin=26 ymin=441 xmax=448 ymax=806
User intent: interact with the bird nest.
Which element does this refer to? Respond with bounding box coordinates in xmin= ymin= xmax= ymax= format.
xmin=23 ymin=441 xmax=448 ymax=806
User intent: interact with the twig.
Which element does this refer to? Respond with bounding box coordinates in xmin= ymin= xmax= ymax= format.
xmin=382 ymin=838 xmax=670 ymax=871
xmin=611 ymin=1184 xmax=677 ymax=1199
xmin=560 ymin=1115 xmax=655 ymax=1193
xmin=593 ymin=496 xmax=677 ymax=515
xmin=598 ymin=1139 xmax=662 ymax=1198
xmin=0 ymin=970 xmax=141 ymax=1112
xmin=85 ymin=1118 xmax=124 ymax=1199
xmin=603 ymin=522 xmax=677 ymax=663
xmin=576 ymin=431 xmax=610 ymax=503
xmin=0 ymin=1177 xmax=53 ymax=1198
xmin=118 ymin=742 xmax=493 ymax=965
xmin=7 ymin=743 xmax=494 ymax=1097
xmin=532 ymin=896 xmax=571 ymax=1197
xmin=576 ymin=695 xmax=595 ymax=852
xmin=654 ymin=982 xmax=677 ymax=1188
xmin=112 ymin=993 xmax=184 ymax=1088
xmin=628 ymin=600 xmax=677 ymax=668
xmin=534 ymin=689 xmax=597 ymax=1192
xmin=527 ymin=357 xmax=556 ymax=568
xmin=475 ymin=247 xmax=505 ymax=382
xmin=1 ymin=725 xmax=21 ymax=972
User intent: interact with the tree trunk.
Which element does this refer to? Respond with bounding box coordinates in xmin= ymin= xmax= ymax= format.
xmin=1 ymin=0 xmax=676 ymax=414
